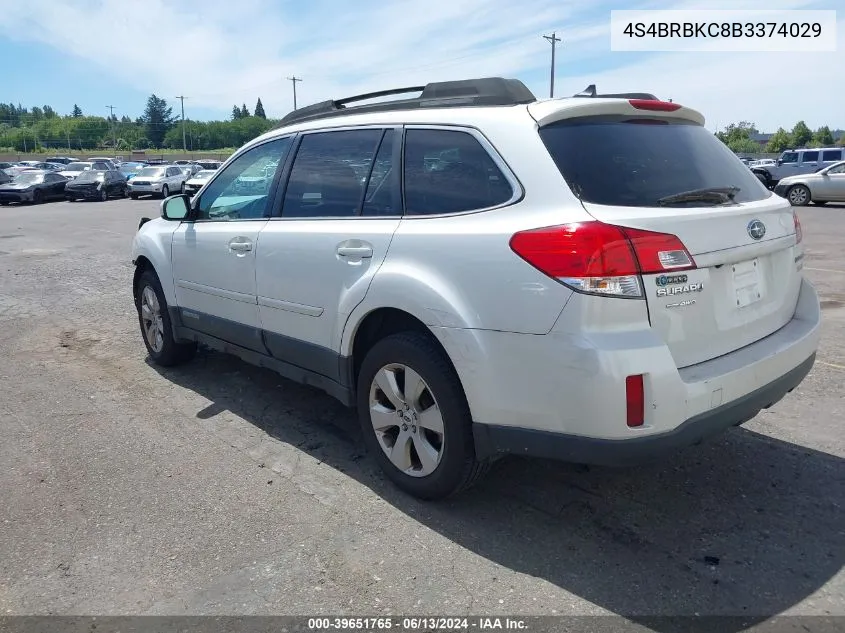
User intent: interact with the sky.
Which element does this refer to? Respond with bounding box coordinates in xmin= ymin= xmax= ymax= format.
xmin=0 ymin=0 xmax=841 ymax=133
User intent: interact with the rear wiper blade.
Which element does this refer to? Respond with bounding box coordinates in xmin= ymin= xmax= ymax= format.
xmin=657 ymin=186 xmax=740 ymax=206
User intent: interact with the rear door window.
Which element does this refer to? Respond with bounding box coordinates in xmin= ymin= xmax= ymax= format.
xmin=800 ymin=151 xmax=819 ymax=163
xmin=538 ymin=116 xmax=770 ymax=207
xmin=403 ymin=128 xmax=514 ymax=215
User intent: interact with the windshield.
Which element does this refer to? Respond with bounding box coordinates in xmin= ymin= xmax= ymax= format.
xmin=76 ymin=171 xmax=106 ymax=182
xmin=538 ymin=116 xmax=769 ymax=207
xmin=193 ymin=170 xmax=215 ymax=181
xmin=137 ymin=167 xmax=165 ymax=177
xmin=14 ymin=173 xmax=43 ymax=184
xmin=65 ymin=162 xmax=91 ymax=172
xmin=119 ymin=163 xmax=142 ymax=173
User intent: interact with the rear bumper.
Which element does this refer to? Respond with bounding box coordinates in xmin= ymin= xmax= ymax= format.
xmin=433 ymin=278 xmax=820 ymax=465
xmin=473 ymin=352 xmax=815 ymax=465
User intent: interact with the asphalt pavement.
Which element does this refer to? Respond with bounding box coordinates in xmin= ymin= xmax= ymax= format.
xmin=0 ymin=197 xmax=842 ymax=627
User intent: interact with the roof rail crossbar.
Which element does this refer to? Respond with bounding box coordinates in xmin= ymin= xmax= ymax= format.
xmin=275 ymin=77 xmax=536 ymax=128
xmin=572 ymin=84 xmax=659 ymax=101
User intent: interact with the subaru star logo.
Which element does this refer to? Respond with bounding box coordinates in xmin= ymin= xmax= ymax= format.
xmin=747 ymin=219 xmax=766 ymax=240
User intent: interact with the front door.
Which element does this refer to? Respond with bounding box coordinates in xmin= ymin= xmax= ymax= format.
xmin=171 ymin=136 xmax=294 ymax=352
xmin=255 ymin=128 xmax=401 ymax=380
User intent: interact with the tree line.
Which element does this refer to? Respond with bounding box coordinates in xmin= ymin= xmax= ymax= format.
xmin=716 ymin=120 xmax=845 ymax=154
xmin=0 ymin=95 xmax=277 ymax=152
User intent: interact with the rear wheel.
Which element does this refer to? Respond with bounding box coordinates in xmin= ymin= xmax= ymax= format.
xmin=357 ymin=331 xmax=489 ymax=500
xmin=135 ymin=269 xmax=196 ymax=366
xmin=787 ymin=184 xmax=811 ymax=206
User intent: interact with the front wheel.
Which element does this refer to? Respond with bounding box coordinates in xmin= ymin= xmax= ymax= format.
xmin=99 ymin=188 xmax=107 ymax=202
xmin=130 ymin=193 xmax=139 ymax=200
xmin=787 ymin=184 xmax=811 ymax=206
xmin=32 ymin=190 xmax=43 ymax=204
xmin=357 ymin=331 xmax=489 ymax=500
xmin=135 ymin=269 xmax=196 ymax=366
xmin=161 ymin=184 xmax=169 ymax=198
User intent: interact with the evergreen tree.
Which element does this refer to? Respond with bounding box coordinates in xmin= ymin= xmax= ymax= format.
xmin=140 ymin=94 xmax=176 ymax=148
xmin=241 ymin=103 xmax=250 ymax=118
xmin=254 ymin=98 xmax=266 ymax=119
xmin=72 ymin=104 xmax=83 ymax=117
xmin=231 ymin=105 xmax=242 ymax=120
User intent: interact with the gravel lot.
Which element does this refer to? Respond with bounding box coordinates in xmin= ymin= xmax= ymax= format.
xmin=0 ymin=197 xmax=843 ymax=624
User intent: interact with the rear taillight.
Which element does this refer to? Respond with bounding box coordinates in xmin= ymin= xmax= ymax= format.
xmin=509 ymin=221 xmax=696 ymax=298
xmin=625 ymin=375 xmax=645 ymax=427
xmin=628 ymin=99 xmax=682 ymax=112
xmin=793 ymin=211 xmax=803 ymax=244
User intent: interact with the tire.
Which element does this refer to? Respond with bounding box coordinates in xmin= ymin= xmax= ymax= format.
xmin=66 ymin=197 xmax=75 ymax=203
xmin=130 ymin=193 xmax=139 ymax=200
xmin=0 ymin=201 xmax=9 ymax=206
xmin=99 ymin=188 xmax=107 ymax=202
xmin=123 ymin=187 xmax=130 ymax=198
xmin=754 ymin=171 xmax=769 ymax=187
xmin=180 ymin=182 xmax=186 ymax=194
xmin=787 ymin=184 xmax=811 ymax=207
xmin=357 ymin=331 xmax=489 ymax=500
xmin=32 ymin=189 xmax=43 ymax=204
xmin=161 ymin=184 xmax=169 ymax=198
xmin=135 ymin=269 xmax=196 ymax=367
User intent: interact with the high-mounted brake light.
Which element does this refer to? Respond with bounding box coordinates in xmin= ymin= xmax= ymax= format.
xmin=509 ymin=221 xmax=696 ymax=298
xmin=628 ymin=99 xmax=682 ymax=112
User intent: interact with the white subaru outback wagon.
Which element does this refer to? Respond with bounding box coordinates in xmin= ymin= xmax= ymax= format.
xmin=131 ymin=77 xmax=821 ymax=500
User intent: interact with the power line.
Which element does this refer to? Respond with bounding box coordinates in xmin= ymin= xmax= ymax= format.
xmin=175 ymin=95 xmax=188 ymax=152
xmin=286 ymin=76 xmax=302 ymax=110
xmin=543 ymin=31 xmax=562 ymax=98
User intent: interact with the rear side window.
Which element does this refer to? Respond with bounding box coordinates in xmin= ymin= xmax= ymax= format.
xmin=822 ymin=149 xmax=842 ymax=161
xmin=538 ymin=117 xmax=769 ymax=207
xmin=403 ymin=129 xmax=513 ymax=215
xmin=801 ymin=151 xmax=819 ymax=163
xmin=281 ymin=129 xmax=383 ymax=218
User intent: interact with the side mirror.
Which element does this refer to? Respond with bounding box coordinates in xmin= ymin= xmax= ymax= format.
xmin=161 ymin=194 xmax=190 ymax=221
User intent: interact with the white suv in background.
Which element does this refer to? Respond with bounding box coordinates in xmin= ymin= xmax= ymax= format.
xmin=127 ymin=165 xmax=187 ymax=199
xmin=131 ymin=77 xmax=820 ymax=500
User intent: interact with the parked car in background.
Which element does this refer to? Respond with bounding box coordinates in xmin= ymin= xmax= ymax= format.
xmin=0 ymin=161 xmax=15 ymax=175
xmin=119 ymin=161 xmax=147 ymax=180
xmin=20 ymin=162 xmax=64 ymax=172
xmin=127 ymin=165 xmax=187 ymax=199
xmin=183 ymin=169 xmax=215 ymax=196
xmin=173 ymin=159 xmax=192 ymax=165
xmin=45 ymin=156 xmax=76 ymax=165
xmin=65 ymin=169 xmax=129 ymax=202
xmin=87 ymin=157 xmax=117 ymax=169
xmin=192 ymin=159 xmax=223 ymax=170
xmin=774 ymin=160 xmax=845 ymax=206
xmin=752 ymin=147 xmax=845 ymax=188
xmin=59 ymin=161 xmax=111 ymax=180
xmin=0 ymin=170 xmax=67 ymax=205
xmin=177 ymin=163 xmax=203 ymax=179
xmin=0 ymin=170 xmax=11 ymax=185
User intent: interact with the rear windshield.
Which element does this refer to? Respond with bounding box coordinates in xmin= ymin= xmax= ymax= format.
xmin=538 ymin=116 xmax=769 ymax=207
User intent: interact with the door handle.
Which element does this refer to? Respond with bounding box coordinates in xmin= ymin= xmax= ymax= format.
xmin=337 ymin=245 xmax=373 ymax=258
xmin=228 ymin=237 xmax=253 ymax=253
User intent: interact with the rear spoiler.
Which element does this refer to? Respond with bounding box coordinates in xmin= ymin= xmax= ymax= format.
xmin=527 ymin=97 xmax=705 ymax=128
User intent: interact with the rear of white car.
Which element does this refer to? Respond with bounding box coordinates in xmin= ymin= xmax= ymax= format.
xmin=451 ymin=97 xmax=820 ymax=464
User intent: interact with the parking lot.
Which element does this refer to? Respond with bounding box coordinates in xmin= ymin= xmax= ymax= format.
xmin=0 ymin=198 xmax=843 ymax=622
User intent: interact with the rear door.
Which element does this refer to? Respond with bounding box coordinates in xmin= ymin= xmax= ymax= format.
xmin=255 ymin=127 xmax=401 ymax=379
xmin=535 ymin=105 xmax=803 ymax=368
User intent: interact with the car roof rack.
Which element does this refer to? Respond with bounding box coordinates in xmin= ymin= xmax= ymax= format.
xmin=572 ymin=84 xmax=660 ymax=100
xmin=275 ymin=77 xmax=537 ymax=127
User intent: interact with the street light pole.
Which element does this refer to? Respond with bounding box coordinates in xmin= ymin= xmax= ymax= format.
xmin=175 ymin=95 xmax=187 ymax=152
xmin=287 ymin=76 xmax=303 ymax=110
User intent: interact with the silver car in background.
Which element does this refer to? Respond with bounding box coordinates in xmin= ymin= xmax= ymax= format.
xmin=774 ymin=160 xmax=845 ymax=206
xmin=127 ymin=165 xmax=187 ymax=199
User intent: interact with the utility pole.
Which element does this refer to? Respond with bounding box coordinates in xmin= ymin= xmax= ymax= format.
xmin=106 ymin=105 xmax=116 ymax=149
xmin=175 ymin=95 xmax=187 ymax=152
xmin=287 ymin=76 xmax=302 ymax=110
xmin=543 ymin=32 xmax=562 ymax=98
